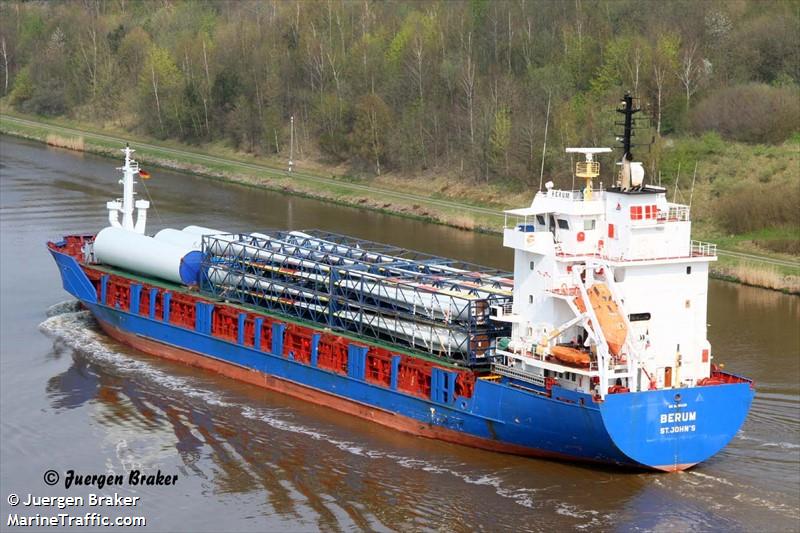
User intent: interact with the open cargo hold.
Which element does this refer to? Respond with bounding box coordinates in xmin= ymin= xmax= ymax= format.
xmin=199 ymin=230 xmax=513 ymax=366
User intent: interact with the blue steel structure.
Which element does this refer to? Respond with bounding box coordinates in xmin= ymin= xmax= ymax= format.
xmin=199 ymin=230 xmax=513 ymax=366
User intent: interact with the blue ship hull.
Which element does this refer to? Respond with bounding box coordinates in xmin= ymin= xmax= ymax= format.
xmin=49 ymin=246 xmax=755 ymax=471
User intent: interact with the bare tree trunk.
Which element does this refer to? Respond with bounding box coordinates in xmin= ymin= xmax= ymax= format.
xmin=91 ymin=26 xmax=97 ymax=99
xmin=202 ymin=39 xmax=211 ymax=135
xmin=412 ymin=35 xmax=424 ymax=103
xmin=327 ymin=50 xmax=341 ymax=115
xmin=461 ymin=33 xmax=475 ymax=147
xmin=173 ymin=100 xmax=184 ymax=138
xmin=369 ymin=108 xmax=381 ymax=175
xmin=409 ymin=34 xmax=427 ymax=165
xmin=678 ymin=43 xmax=699 ymax=113
xmin=202 ymin=97 xmax=210 ymax=136
xmin=653 ymin=64 xmax=664 ymax=135
xmin=1 ymin=37 xmax=8 ymax=96
xmin=507 ymin=8 xmax=513 ymax=75
xmin=151 ymin=63 xmax=163 ymax=131
xmin=78 ymin=27 xmax=98 ymax=100
xmin=631 ymin=46 xmax=641 ymax=97
xmin=492 ymin=3 xmax=498 ymax=64
xmin=523 ymin=17 xmax=533 ymax=70
xmin=538 ymin=91 xmax=551 ymax=191
xmin=527 ymin=112 xmax=536 ymax=172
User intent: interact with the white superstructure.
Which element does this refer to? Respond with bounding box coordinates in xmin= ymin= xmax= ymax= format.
xmin=492 ymin=149 xmax=717 ymax=400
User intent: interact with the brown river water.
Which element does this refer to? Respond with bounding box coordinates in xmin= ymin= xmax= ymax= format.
xmin=1 ymin=135 xmax=798 ymax=532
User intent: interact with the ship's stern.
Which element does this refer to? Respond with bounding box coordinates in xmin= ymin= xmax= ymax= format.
xmin=600 ymin=379 xmax=754 ymax=471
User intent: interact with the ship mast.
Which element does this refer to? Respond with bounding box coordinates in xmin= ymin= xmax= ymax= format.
xmin=616 ymin=93 xmax=644 ymax=190
xmin=106 ymin=144 xmax=150 ymax=234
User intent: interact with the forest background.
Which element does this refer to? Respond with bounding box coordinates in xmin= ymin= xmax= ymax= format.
xmin=0 ymin=0 xmax=798 ymax=287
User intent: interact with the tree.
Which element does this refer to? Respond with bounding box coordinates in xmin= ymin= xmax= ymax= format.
xmin=489 ymin=106 xmax=511 ymax=174
xmin=351 ymin=93 xmax=391 ymax=175
xmin=676 ymin=41 xmax=709 ymax=114
xmin=140 ymin=46 xmax=182 ymax=136
xmin=651 ymin=33 xmax=679 ymax=135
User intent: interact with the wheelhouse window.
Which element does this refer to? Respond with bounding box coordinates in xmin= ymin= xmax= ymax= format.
xmin=631 ymin=204 xmax=658 ymax=220
xmin=536 ymin=215 xmax=546 ymax=225
xmin=557 ymin=219 xmax=569 ymax=230
xmin=584 ymin=219 xmax=596 ymax=231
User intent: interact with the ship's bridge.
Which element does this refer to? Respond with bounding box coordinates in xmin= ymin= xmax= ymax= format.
xmin=504 ymin=186 xmax=716 ymax=264
xmin=504 ymin=187 xmax=606 ymax=257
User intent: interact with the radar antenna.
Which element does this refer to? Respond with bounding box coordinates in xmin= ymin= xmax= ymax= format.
xmin=565 ymin=147 xmax=612 ymax=201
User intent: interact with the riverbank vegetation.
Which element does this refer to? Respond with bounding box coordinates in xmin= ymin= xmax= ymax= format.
xmin=0 ymin=0 xmax=797 ymax=289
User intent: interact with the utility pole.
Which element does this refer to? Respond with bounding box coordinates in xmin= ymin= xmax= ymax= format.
xmin=288 ymin=116 xmax=294 ymax=173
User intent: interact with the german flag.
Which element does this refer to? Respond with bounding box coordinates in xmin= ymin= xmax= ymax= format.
xmin=139 ymin=169 xmax=151 ymax=180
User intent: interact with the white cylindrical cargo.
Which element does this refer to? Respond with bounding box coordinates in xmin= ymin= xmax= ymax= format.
xmin=182 ymin=225 xmax=225 ymax=236
xmin=154 ymin=228 xmax=205 ymax=250
xmin=94 ymin=227 xmax=202 ymax=285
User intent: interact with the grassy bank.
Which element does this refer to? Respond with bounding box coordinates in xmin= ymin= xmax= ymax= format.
xmin=0 ymin=108 xmax=509 ymax=233
xmin=1 ymin=109 xmax=798 ymax=294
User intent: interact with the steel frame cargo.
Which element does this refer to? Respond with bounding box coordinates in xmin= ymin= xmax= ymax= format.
xmin=199 ymin=230 xmax=512 ymax=366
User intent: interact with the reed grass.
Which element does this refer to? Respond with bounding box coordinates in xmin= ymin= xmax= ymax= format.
xmin=45 ymin=134 xmax=85 ymax=152
xmin=715 ymin=261 xmax=800 ymax=294
xmin=442 ymin=214 xmax=477 ymax=231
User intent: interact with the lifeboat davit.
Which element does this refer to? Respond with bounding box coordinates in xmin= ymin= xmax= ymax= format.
xmin=574 ymin=283 xmax=628 ymax=357
xmin=551 ymin=345 xmax=591 ymax=367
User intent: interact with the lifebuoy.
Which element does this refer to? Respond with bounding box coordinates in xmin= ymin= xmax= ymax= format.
xmin=577 ymin=231 xmax=585 ymax=242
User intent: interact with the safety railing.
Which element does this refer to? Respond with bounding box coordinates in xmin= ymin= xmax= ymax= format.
xmin=657 ymin=203 xmax=689 ymax=222
xmin=691 ymin=240 xmax=717 ymax=257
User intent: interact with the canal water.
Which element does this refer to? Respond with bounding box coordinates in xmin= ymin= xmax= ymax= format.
xmin=1 ymin=135 xmax=798 ymax=531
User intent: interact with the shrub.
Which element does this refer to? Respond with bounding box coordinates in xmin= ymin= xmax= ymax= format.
xmin=715 ymin=183 xmax=800 ymax=234
xmin=754 ymin=239 xmax=800 ymax=255
xmin=691 ymin=84 xmax=800 ymax=143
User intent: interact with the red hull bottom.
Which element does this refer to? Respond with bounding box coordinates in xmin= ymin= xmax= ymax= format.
xmin=95 ymin=317 xmax=605 ymax=465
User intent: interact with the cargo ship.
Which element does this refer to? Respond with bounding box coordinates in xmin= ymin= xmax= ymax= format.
xmin=48 ymin=96 xmax=754 ymax=471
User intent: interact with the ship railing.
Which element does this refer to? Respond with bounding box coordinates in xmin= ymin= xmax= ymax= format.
xmin=691 ymin=240 xmax=717 ymax=257
xmin=599 ymin=243 xmax=717 ymax=263
xmin=490 ymin=302 xmax=515 ymax=319
xmin=492 ymin=361 xmax=547 ymax=388
xmin=657 ymin=203 xmax=689 ymax=223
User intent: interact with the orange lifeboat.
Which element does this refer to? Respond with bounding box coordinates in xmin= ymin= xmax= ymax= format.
xmin=574 ymin=283 xmax=627 ymax=357
xmin=551 ymin=345 xmax=591 ymax=367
